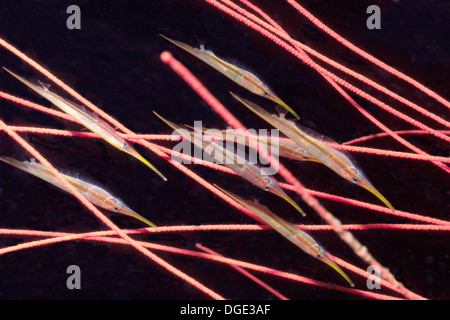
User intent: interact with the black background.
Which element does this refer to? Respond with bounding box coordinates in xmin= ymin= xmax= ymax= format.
xmin=0 ymin=1 xmax=449 ymax=300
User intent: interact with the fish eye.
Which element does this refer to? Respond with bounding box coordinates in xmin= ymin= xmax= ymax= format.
xmin=113 ymin=206 xmax=119 ymax=212
xmin=122 ymin=142 xmax=128 ymax=148
xmin=310 ymin=244 xmax=324 ymax=259
xmin=263 ymin=176 xmax=273 ymax=191
xmin=352 ymin=176 xmax=359 ymax=183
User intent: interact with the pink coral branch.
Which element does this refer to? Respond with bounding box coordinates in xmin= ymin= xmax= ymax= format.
xmin=197 ymin=244 xmax=289 ymax=300
xmin=344 ymin=130 xmax=450 ymax=146
xmin=4 ymin=124 xmax=448 ymax=164
xmin=0 ymin=89 xmax=76 ymax=122
xmin=0 ymin=226 xmax=410 ymax=299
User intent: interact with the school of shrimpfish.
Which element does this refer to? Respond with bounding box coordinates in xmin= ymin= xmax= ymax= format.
xmin=0 ymin=1 xmax=448 ymax=301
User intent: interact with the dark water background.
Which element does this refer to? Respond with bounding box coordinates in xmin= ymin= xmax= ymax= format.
xmin=0 ymin=0 xmax=449 ymax=299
